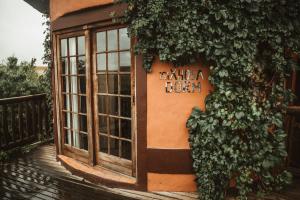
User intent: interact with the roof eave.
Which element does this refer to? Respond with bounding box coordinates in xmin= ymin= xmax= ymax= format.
xmin=24 ymin=0 xmax=49 ymax=14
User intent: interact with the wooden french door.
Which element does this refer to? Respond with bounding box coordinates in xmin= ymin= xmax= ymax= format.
xmin=57 ymin=27 xmax=135 ymax=176
xmin=92 ymin=26 xmax=136 ymax=176
xmin=57 ymin=31 xmax=93 ymax=164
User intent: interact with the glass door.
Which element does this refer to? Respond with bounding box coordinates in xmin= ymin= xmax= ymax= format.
xmin=59 ymin=34 xmax=90 ymax=163
xmin=93 ymin=27 xmax=135 ymax=176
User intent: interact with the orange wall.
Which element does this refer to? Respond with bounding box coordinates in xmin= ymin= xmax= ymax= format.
xmin=146 ymin=60 xmax=212 ymax=191
xmin=147 ymin=60 xmax=212 ymax=149
xmin=148 ymin=173 xmax=197 ymax=192
xmin=50 ymin=0 xmax=113 ymax=21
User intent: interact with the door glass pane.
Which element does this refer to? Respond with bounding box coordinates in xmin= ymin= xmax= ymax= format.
xmin=97 ymin=53 xmax=106 ymax=71
xmin=99 ymin=135 xmax=108 ymax=153
xmin=63 ymin=94 xmax=70 ymax=110
xmin=119 ymin=28 xmax=130 ymax=50
xmin=120 ymin=119 xmax=131 ymax=139
xmin=98 ymin=74 xmax=107 ymax=93
xmin=61 ymin=58 xmax=68 ymax=74
xmin=107 ymin=30 xmax=117 ymax=51
xmin=63 ymin=95 xmax=67 ymax=109
xmin=80 ymin=115 xmax=87 ymax=132
xmin=79 ymin=96 xmax=87 ymax=113
xmin=72 ymin=95 xmax=78 ymax=113
xmin=70 ymin=57 xmax=77 ymax=75
xmin=99 ymin=116 xmax=107 ymax=134
xmin=78 ymin=76 xmax=86 ymax=94
xmin=69 ymin=37 xmax=76 ymax=56
xmin=120 ymin=74 xmax=130 ymax=95
xmin=63 ymin=112 xmax=68 ymax=127
xmin=108 ymin=74 xmax=118 ymax=94
xmin=78 ymin=36 xmax=85 ymax=55
xmin=60 ymin=39 xmax=68 ymax=57
xmin=72 ymin=113 xmax=79 ymax=131
xmin=73 ymin=131 xmax=80 ymax=148
xmin=78 ymin=56 xmax=86 ymax=75
xmin=71 ymin=76 xmax=78 ymax=94
xmin=62 ymin=77 xmax=69 ymax=93
xmin=98 ymin=95 xmax=107 ymax=114
xmin=97 ymin=32 xmax=106 ymax=52
xmin=121 ymin=140 xmax=131 ymax=160
xmin=109 ymin=96 xmax=118 ymax=116
xmin=64 ymin=129 xmax=71 ymax=145
xmin=120 ymin=97 xmax=131 ymax=117
xmin=109 ymin=117 xmax=119 ymax=136
xmin=67 ymin=112 xmax=71 ymax=129
xmin=80 ymin=133 xmax=88 ymax=150
xmin=110 ymin=138 xmax=119 ymax=157
xmin=108 ymin=53 xmax=118 ymax=71
xmin=120 ymin=51 xmax=131 ymax=72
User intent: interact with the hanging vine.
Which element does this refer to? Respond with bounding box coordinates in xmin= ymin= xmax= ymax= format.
xmin=40 ymin=13 xmax=53 ymax=136
xmin=123 ymin=0 xmax=300 ymax=199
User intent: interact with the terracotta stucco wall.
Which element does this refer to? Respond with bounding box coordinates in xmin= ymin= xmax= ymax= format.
xmin=147 ymin=59 xmax=212 ymax=191
xmin=50 ymin=0 xmax=113 ymax=21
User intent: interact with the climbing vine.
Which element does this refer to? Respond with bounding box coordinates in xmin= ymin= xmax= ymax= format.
xmin=123 ymin=0 xmax=300 ymax=199
xmin=40 ymin=13 xmax=53 ymax=136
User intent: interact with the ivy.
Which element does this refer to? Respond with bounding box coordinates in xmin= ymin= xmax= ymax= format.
xmin=123 ymin=0 xmax=300 ymax=199
xmin=41 ymin=14 xmax=53 ymax=136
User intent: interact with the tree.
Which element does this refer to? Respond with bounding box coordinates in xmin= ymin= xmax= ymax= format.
xmin=0 ymin=56 xmax=44 ymax=98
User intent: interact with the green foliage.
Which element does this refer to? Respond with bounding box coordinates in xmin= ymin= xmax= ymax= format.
xmin=40 ymin=14 xmax=52 ymax=101
xmin=0 ymin=151 xmax=8 ymax=161
xmin=0 ymin=56 xmax=43 ymax=98
xmin=41 ymin=14 xmax=53 ymax=135
xmin=123 ymin=0 xmax=300 ymax=199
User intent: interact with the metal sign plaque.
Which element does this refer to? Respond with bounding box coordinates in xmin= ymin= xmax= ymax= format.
xmin=159 ymin=68 xmax=204 ymax=93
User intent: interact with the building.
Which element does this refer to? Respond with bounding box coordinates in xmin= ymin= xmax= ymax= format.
xmin=24 ymin=0 xmax=300 ymax=192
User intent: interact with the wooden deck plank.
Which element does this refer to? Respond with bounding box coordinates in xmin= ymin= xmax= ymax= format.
xmin=1 ymin=144 xmax=300 ymax=200
xmin=0 ymin=173 xmax=62 ymax=199
xmin=0 ymin=176 xmax=59 ymax=200
xmin=119 ymin=189 xmax=178 ymax=200
xmin=173 ymin=192 xmax=199 ymax=199
xmin=154 ymin=192 xmax=194 ymax=200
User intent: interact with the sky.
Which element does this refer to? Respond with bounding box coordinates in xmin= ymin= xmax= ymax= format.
xmin=0 ymin=0 xmax=45 ymax=66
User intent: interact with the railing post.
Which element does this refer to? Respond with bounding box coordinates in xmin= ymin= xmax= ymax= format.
xmin=38 ymin=97 xmax=43 ymax=140
xmin=44 ymin=99 xmax=50 ymax=138
xmin=2 ymin=105 xmax=9 ymax=146
xmin=31 ymin=99 xmax=37 ymax=140
xmin=18 ymin=103 xmax=24 ymax=141
xmin=11 ymin=105 xmax=16 ymax=142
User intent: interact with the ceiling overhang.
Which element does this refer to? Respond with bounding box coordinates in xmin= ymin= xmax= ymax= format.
xmin=24 ymin=0 xmax=49 ymax=14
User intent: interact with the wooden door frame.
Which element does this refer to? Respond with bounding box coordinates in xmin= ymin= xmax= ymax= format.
xmin=55 ymin=30 xmax=94 ymax=165
xmin=53 ymin=24 xmax=137 ymax=176
xmin=91 ymin=24 xmax=137 ymax=177
xmin=51 ymin=3 xmax=148 ymax=189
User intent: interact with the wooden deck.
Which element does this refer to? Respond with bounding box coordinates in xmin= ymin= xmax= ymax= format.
xmin=0 ymin=144 xmax=300 ymax=200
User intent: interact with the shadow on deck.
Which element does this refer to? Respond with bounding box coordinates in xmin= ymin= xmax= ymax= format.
xmin=0 ymin=144 xmax=199 ymax=200
xmin=0 ymin=144 xmax=300 ymax=200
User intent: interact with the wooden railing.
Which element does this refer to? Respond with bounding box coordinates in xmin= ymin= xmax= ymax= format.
xmin=0 ymin=94 xmax=51 ymax=150
xmin=286 ymin=106 xmax=300 ymax=176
